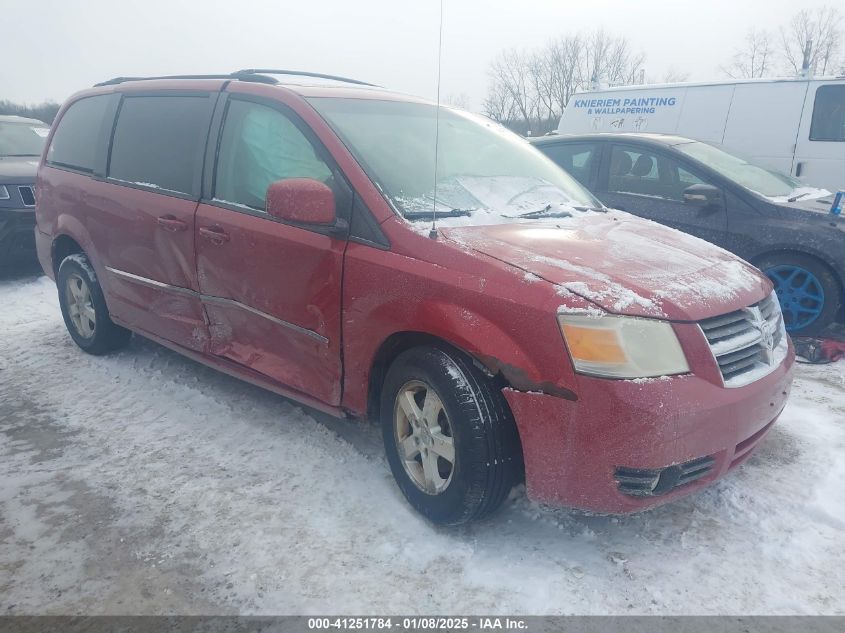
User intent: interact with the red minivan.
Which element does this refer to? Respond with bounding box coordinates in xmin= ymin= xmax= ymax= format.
xmin=35 ymin=70 xmax=794 ymax=525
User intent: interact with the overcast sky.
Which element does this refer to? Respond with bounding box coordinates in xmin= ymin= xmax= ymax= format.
xmin=1 ymin=0 xmax=832 ymax=108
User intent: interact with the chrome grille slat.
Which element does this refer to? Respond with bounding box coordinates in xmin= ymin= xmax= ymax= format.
xmin=710 ymin=331 xmax=763 ymax=356
xmin=760 ymin=299 xmax=777 ymax=319
xmin=702 ymin=319 xmax=755 ymax=343
xmin=721 ymin=358 xmax=760 ymax=381
xmin=717 ymin=346 xmax=761 ymax=366
xmin=700 ymin=311 xmax=746 ymax=332
xmin=699 ymin=292 xmax=788 ymax=388
xmin=772 ymin=316 xmax=784 ymax=346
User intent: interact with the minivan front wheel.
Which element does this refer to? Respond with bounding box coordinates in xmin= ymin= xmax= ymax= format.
xmin=57 ymin=254 xmax=131 ymax=355
xmin=381 ymin=346 xmax=522 ymax=525
xmin=394 ymin=379 xmax=456 ymax=495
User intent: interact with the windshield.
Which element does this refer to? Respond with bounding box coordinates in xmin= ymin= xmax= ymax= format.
xmin=675 ymin=141 xmax=807 ymax=199
xmin=0 ymin=121 xmax=49 ymax=157
xmin=308 ymin=98 xmax=600 ymax=226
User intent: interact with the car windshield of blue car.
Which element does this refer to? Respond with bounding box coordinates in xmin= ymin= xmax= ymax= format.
xmin=675 ymin=140 xmax=824 ymax=200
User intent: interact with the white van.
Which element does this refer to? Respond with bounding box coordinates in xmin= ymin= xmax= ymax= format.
xmin=557 ymin=78 xmax=845 ymax=192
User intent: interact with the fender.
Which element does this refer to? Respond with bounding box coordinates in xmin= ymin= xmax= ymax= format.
xmin=54 ymin=213 xmax=102 ymax=276
xmin=340 ymin=241 xmax=581 ymax=416
xmin=749 ymin=244 xmax=845 ymax=291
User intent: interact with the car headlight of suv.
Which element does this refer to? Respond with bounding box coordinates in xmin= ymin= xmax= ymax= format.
xmin=557 ymin=312 xmax=689 ymax=379
xmin=0 ymin=185 xmax=10 ymax=200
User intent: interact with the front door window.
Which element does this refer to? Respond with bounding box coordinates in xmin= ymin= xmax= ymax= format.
xmin=608 ymin=145 xmax=706 ymax=202
xmin=215 ymin=99 xmax=333 ymax=211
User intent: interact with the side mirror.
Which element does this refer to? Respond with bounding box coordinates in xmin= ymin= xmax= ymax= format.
xmin=683 ymin=183 xmax=722 ymax=207
xmin=266 ymin=178 xmax=336 ymax=225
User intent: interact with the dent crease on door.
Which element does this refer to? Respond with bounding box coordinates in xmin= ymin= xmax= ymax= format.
xmin=104 ymin=265 xmax=329 ymax=345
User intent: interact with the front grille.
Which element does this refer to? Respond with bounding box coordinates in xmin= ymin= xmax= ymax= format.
xmin=615 ymin=455 xmax=715 ymax=497
xmin=18 ymin=186 xmax=35 ymax=207
xmin=699 ymin=292 xmax=787 ymax=388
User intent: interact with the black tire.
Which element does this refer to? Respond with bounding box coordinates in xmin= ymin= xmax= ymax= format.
xmin=756 ymin=252 xmax=843 ymax=336
xmin=57 ymin=253 xmax=132 ymax=355
xmin=380 ymin=346 xmax=522 ymax=525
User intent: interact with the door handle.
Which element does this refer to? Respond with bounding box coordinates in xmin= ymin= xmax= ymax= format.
xmin=199 ymin=225 xmax=230 ymax=245
xmin=157 ymin=215 xmax=188 ymax=232
xmin=795 ymin=162 xmax=804 ymax=177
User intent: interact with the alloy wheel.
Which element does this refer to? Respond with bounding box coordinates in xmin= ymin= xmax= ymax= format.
xmin=65 ymin=273 xmax=96 ymax=339
xmin=393 ymin=380 xmax=456 ymax=495
xmin=765 ymin=265 xmax=825 ymax=332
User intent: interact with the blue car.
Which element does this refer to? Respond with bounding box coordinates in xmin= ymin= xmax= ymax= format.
xmin=533 ymin=132 xmax=844 ymax=335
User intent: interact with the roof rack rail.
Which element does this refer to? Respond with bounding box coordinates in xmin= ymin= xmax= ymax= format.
xmin=94 ymin=70 xmax=377 ymax=88
xmin=232 ymin=69 xmax=378 ymax=87
xmin=94 ymin=73 xmax=277 ymax=87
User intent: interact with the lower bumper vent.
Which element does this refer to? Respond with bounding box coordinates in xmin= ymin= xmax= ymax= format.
xmin=614 ymin=456 xmax=715 ymax=497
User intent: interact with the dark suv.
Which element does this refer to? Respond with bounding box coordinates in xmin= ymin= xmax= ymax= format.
xmin=533 ymin=133 xmax=845 ymax=335
xmin=0 ymin=115 xmax=49 ymax=265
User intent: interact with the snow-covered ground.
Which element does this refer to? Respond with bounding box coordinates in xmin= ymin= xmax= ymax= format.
xmin=1 ymin=270 xmax=843 ymax=615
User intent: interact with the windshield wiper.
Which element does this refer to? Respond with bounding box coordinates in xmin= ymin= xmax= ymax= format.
xmin=573 ymin=205 xmax=608 ymax=213
xmin=1 ymin=153 xmax=41 ymax=157
xmin=787 ymin=192 xmax=810 ymax=203
xmin=403 ymin=208 xmax=474 ymax=220
xmin=509 ymin=204 xmax=572 ymax=219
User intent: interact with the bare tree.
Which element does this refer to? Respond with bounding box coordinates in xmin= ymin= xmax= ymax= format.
xmin=544 ymin=36 xmax=583 ymax=115
xmin=487 ymin=48 xmax=539 ymax=134
xmin=661 ymin=67 xmax=691 ymax=83
xmin=780 ymin=6 xmax=843 ymax=76
xmin=444 ymin=93 xmax=471 ymax=110
xmin=528 ymin=48 xmax=559 ymax=129
xmin=721 ymin=28 xmax=773 ymax=78
xmin=482 ymin=29 xmax=650 ymax=135
xmin=481 ymin=80 xmax=516 ymax=123
xmin=580 ymin=30 xmax=646 ymax=88
xmin=0 ymin=100 xmax=60 ymax=124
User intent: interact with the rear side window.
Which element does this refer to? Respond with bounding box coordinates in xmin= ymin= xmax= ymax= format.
xmin=810 ymin=85 xmax=845 ymax=141
xmin=540 ymin=143 xmax=595 ymax=186
xmin=214 ymin=99 xmax=332 ymax=210
xmin=47 ymin=95 xmax=111 ymax=172
xmin=109 ymin=95 xmax=211 ymax=196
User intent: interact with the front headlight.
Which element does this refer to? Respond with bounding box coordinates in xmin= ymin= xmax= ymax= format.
xmin=558 ymin=312 xmax=689 ymax=379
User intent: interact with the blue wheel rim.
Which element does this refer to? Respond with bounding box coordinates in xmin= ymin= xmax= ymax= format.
xmin=764 ymin=264 xmax=825 ymax=332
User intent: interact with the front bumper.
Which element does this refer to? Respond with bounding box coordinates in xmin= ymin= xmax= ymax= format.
xmin=0 ymin=208 xmax=37 ymax=264
xmin=504 ymin=344 xmax=795 ymax=513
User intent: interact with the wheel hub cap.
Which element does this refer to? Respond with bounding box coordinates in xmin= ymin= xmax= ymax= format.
xmin=66 ymin=273 xmax=96 ymax=339
xmin=394 ymin=380 xmax=455 ymax=495
xmin=764 ymin=265 xmax=825 ymax=332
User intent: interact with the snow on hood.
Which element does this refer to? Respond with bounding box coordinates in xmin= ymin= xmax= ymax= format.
xmin=758 ymin=186 xmax=831 ymax=205
xmin=779 ymin=192 xmax=844 ymax=217
xmin=442 ymin=211 xmax=770 ymax=321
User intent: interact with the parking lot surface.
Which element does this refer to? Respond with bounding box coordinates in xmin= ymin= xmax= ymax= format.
xmin=1 ymin=270 xmax=844 ymax=615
